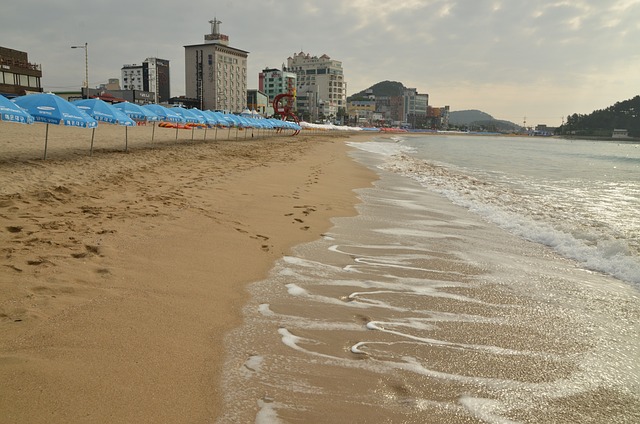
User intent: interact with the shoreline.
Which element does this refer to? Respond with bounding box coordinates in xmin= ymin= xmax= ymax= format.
xmin=0 ymin=124 xmax=377 ymax=422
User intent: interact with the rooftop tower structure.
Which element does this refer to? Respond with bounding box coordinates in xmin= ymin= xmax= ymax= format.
xmin=184 ymin=19 xmax=248 ymax=111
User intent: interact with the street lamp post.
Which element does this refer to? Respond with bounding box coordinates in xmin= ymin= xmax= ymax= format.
xmin=71 ymin=43 xmax=88 ymax=98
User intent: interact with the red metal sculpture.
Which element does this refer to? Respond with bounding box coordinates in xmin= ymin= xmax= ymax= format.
xmin=273 ymin=92 xmax=300 ymax=136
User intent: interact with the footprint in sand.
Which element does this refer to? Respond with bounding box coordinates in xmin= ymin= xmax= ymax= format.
xmin=3 ymin=264 xmax=23 ymax=272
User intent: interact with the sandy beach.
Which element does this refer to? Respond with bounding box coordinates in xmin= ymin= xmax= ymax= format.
xmin=0 ymin=122 xmax=376 ymax=423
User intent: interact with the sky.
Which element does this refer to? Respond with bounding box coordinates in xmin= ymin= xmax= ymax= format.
xmin=3 ymin=0 xmax=639 ymax=126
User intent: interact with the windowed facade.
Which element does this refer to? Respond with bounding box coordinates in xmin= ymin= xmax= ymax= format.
xmin=286 ymin=51 xmax=346 ymax=121
xmin=0 ymin=46 xmax=42 ymax=96
xmin=184 ymin=21 xmax=248 ymax=112
xmin=121 ymin=58 xmax=170 ymax=104
xmin=258 ymin=67 xmax=297 ymax=104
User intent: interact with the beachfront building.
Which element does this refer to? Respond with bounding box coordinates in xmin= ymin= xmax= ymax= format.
xmin=612 ymin=128 xmax=630 ymax=139
xmin=259 ymin=67 xmax=296 ymax=107
xmin=347 ymin=100 xmax=377 ymax=126
xmin=375 ymin=95 xmax=405 ymax=125
xmin=121 ymin=57 xmax=171 ymax=104
xmin=403 ymin=88 xmax=429 ymax=129
xmin=287 ymin=51 xmax=346 ymax=122
xmin=427 ymin=105 xmax=450 ymax=129
xmin=184 ymin=19 xmax=248 ymax=112
xmin=246 ymin=89 xmax=269 ymax=116
xmin=0 ymin=46 xmax=43 ymax=97
xmin=98 ymin=78 xmax=121 ymax=91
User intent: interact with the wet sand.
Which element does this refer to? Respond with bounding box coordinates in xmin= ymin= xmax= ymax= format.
xmin=218 ymin=151 xmax=640 ymax=423
xmin=0 ymin=122 xmax=376 ymax=423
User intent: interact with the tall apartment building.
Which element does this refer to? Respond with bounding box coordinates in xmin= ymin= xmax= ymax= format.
xmin=403 ymin=88 xmax=429 ymax=128
xmin=184 ymin=19 xmax=248 ymax=112
xmin=0 ymin=46 xmax=43 ymax=96
xmin=258 ymin=67 xmax=297 ymax=105
xmin=121 ymin=57 xmax=170 ymax=103
xmin=287 ymin=51 xmax=345 ymax=121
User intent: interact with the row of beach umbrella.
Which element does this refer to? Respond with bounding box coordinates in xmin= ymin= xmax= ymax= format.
xmin=0 ymin=92 xmax=302 ymax=159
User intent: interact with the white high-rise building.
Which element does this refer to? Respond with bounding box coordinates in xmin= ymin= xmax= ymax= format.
xmin=121 ymin=57 xmax=170 ymax=104
xmin=287 ymin=51 xmax=346 ymax=122
xmin=184 ymin=19 xmax=248 ymax=112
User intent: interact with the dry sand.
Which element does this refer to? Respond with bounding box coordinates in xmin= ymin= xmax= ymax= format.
xmin=0 ymin=122 xmax=376 ymax=423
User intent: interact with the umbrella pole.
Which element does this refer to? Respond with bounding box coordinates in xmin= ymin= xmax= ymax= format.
xmin=214 ymin=126 xmax=218 ymax=141
xmin=228 ymin=126 xmax=231 ymax=140
xmin=43 ymin=123 xmax=49 ymax=160
xmin=176 ymin=127 xmax=179 ymax=140
xmin=204 ymin=126 xmax=207 ymax=141
xmin=125 ymin=126 xmax=128 ymax=152
xmin=151 ymin=122 xmax=156 ymax=142
xmin=191 ymin=126 xmax=195 ymax=141
xmin=236 ymin=127 xmax=239 ymax=141
xmin=90 ymin=127 xmax=95 ymax=156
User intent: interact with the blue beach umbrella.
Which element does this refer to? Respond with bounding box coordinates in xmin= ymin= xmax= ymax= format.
xmin=170 ymin=106 xmax=201 ymax=124
xmin=203 ymin=110 xmax=227 ymax=140
xmin=209 ymin=111 xmax=229 ymax=127
xmin=73 ymin=98 xmax=123 ymax=124
xmin=111 ymin=108 xmax=136 ymax=127
xmin=72 ymin=98 xmax=136 ymax=155
xmin=112 ymin=102 xmax=158 ymax=150
xmin=13 ymin=93 xmax=98 ymax=159
xmin=112 ymin=101 xmax=157 ymax=122
xmin=188 ymin=108 xmax=219 ymax=140
xmin=190 ymin=108 xmax=217 ymax=126
xmin=169 ymin=107 xmax=203 ymax=140
xmin=0 ymin=94 xmax=33 ymax=124
xmin=141 ymin=104 xmax=185 ymax=142
xmin=201 ymin=110 xmax=222 ymax=125
xmin=142 ymin=104 xmax=184 ymax=123
xmin=218 ymin=113 xmax=241 ymax=139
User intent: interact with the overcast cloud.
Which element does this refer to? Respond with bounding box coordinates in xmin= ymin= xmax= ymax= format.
xmin=3 ymin=0 xmax=639 ymax=125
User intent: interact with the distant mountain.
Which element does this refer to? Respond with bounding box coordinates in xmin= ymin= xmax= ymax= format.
xmin=449 ymin=109 xmax=521 ymax=132
xmin=448 ymin=110 xmax=494 ymax=125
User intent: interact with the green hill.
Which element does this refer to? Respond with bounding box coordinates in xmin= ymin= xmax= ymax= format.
xmin=448 ymin=110 xmax=494 ymax=125
xmin=347 ymin=81 xmax=405 ymax=100
xmin=560 ymin=95 xmax=640 ymax=137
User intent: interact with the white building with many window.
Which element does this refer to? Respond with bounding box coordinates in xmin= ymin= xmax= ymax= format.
xmin=286 ymin=51 xmax=346 ymax=122
xmin=184 ymin=19 xmax=248 ymax=112
xmin=121 ymin=57 xmax=170 ymax=104
xmin=259 ymin=67 xmax=297 ymax=103
xmin=258 ymin=67 xmax=296 ymax=116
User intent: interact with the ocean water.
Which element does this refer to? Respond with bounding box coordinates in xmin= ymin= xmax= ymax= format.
xmin=369 ymin=134 xmax=640 ymax=285
xmin=219 ymin=135 xmax=640 ymax=423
